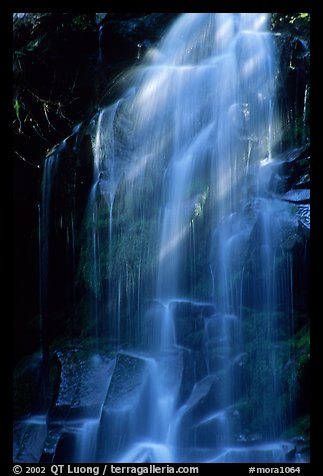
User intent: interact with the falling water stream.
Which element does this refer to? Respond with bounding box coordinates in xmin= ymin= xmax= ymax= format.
xmin=37 ymin=13 xmax=308 ymax=464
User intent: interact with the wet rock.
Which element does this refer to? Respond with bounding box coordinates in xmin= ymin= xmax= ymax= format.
xmin=14 ymin=417 xmax=48 ymax=463
xmin=282 ymin=188 xmax=310 ymax=203
xmin=99 ymin=14 xmax=178 ymax=66
xmin=97 ymin=351 xmax=180 ymax=459
xmin=174 ymin=371 xmax=233 ymax=451
xmin=103 ymin=353 xmax=149 ymax=410
xmin=178 ymin=348 xmax=208 ymax=405
xmin=51 ymin=349 xmax=115 ymax=420
xmin=170 ymin=299 xmax=215 ymax=349
xmin=273 ymin=146 xmax=310 ymax=195
xmin=290 ymin=436 xmax=310 ymax=462
xmin=276 ymin=202 xmax=302 ymax=250
xmin=296 ymin=204 xmax=310 ymax=234
xmin=170 ymin=299 xmax=216 ymax=319
xmin=294 ymin=173 xmax=310 ymax=189
xmin=13 ymin=349 xmax=117 ymax=463
xmin=40 ymin=425 xmax=63 ymax=463
xmin=209 ymin=442 xmax=297 ymax=463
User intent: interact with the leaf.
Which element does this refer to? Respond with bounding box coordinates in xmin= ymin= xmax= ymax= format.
xmin=14 ymin=98 xmax=20 ymax=119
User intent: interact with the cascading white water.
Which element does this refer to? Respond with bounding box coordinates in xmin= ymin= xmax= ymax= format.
xmin=74 ymin=13 xmax=305 ymax=463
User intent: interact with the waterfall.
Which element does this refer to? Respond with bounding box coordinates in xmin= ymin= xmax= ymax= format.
xmin=34 ymin=13 xmax=309 ymax=464
xmin=39 ymin=150 xmax=60 ymax=367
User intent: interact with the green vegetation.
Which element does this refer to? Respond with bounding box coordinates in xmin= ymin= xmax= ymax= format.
xmin=271 ymin=13 xmax=310 ymax=31
xmin=194 ymin=186 xmax=209 ymax=219
xmin=240 ymin=306 xmax=310 ymax=439
xmin=13 ymin=13 xmax=99 ymax=168
xmin=271 ymin=13 xmax=310 ymax=150
xmin=282 ymin=414 xmax=310 ymax=439
xmin=71 ymin=15 xmax=96 ymax=32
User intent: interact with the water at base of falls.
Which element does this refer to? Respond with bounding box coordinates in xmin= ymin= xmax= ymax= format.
xmin=36 ymin=13 xmax=308 ymax=464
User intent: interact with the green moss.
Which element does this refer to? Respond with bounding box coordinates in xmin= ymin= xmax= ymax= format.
xmin=193 ymin=186 xmax=209 ymax=219
xmin=271 ymin=13 xmax=310 ymax=32
xmin=240 ymin=307 xmax=310 ymax=437
xmin=294 ymin=325 xmax=310 ymax=374
xmin=281 ymin=414 xmax=310 ymax=439
xmin=71 ymin=15 xmax=96 ymax=31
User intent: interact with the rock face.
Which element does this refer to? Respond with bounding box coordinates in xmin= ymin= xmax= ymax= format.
xmin=14 ymin=416 xmax=48 ymax=463
xmin=250 ymin=146 xmax=310 ymax=254
xmin=51 ymin=349 xmax=116 ymax=420
xmin=96 ymin=353 xmax=154 ymax=460
xmin=98 ymin=14 xmax=178 ymax=66
xmin=170 ymin=299 xmax=215 ymax=349
xmin=13 ymin=348 xmax=116 ymax=463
